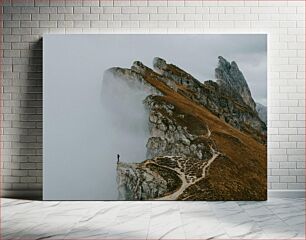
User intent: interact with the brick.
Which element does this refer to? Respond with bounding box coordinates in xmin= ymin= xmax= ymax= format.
xmin=12 ymin=170 xmax=28 ymax=177
xmin=39 ymin=21 xmax=57 ymax=28
xmin=73 ymin=21 xmax=90 ymax=28
xmin=83 ymin=14 xmax=99 ymax=20
xmin=57 ymin=7 xmax=73 ymax=14
xmin=196 ymin=7 xmax=209 ymax=14
xmin=210 ymin=21 xmax=234 ymax=28
xmin=39 ymin=6 xmax=57 ymax=13
xmin=28 ymin=170 xmax=42 ymax=177
xmin=296 ymin=161 xmax=305 ymax=168
xmin=280 ymin=162 xmax=296 ymax=169
xmin=90 ymin=21 xmax=107 ymax=28
xmin=12 ymin=0 xmax=34 ymax=7
xmin=73 ymin=7 xmax=90 ymax=13
xmin=185 ymin=0 xmax=202 ymax=6
xmin=83 ymin=0 xmax=99 ymax=6
xmin=4 ymin=176 xmax=20 ymax=183
xmin=21 ymin=20 xmax=39 ymax=28
xmin=58 ymin=21 xmax=73 ymax=28
xmin=289 ymin=169 xmax=305 ymax=176
xmin=140 ymin=21 xmax=158 ymax=28
xmin=20 ymin=176 xmax=36 ymax=183
xmin=185 ymin=14 xmax=202 ymax=21
xmin=279 ymin=128 xmax=297 ymax=135
xmin=50 ymin=14 xmax=65 ymax=20
xmin=130 ymin=14 xmax=149 ymax=21
xmin=288 ymin=183 xmax=305 ymax=189
xmin=272 ymin=169 xmax=289 ymax=176
xmin=280 ymin=176 xmax=296 ymax=183
xmin=3 ymin=6 xmax=21 ymax=13
xmin=12 ymin=28 xmax=31 ymax=35
xmin=148 ymin=0 xmax=167 ymax=7
xmin=288 ymin=154 xmax=305 ymax=162
xmin=121 ymin=7 xmax=138 ymax=14
xmin=12 ymin=14 xmax=31 ymax=20
xmin=168 ymin=14 xmax=184 ymax=21
xmin=121 ymin=20 xmax=139 ymax=28
xmin=209 ymin=7 xmax=225 ymax=13
xmin=103 ymin=6 xmax=121 ymax=14
xmin=158 ymin=7 xmax=176 ymax=14
xmin=177 ymin=21 xmax=195 ymax=28
xmin=297 ymin=176 xmax=305 ymax=183
xmin=65 ymin=0 xmax=82 ymax=6
xmin=31 ymin=28 xmax=49 ymax=35
xmin=218 ymin=0 xmax=244 ymax=6
xmin=131 ymin=0 xmax=147 ymax=7
xmin=268 ymin=176 xmax=279 ymax=183
xmin=158 ymin=20 xmax=176 ymax=28
xmin=90 ymin=6 xmax=104 ymax=13
xmin=99 ymin=14 xmax=113 ymax=20
xmin=269 ymin=162 xmax=279 ymax=169
xmin=113 ymin=14 xmax=129 ymax=21
xmin=271 ymin=183 xmax=287 ymax=189
xmin=219 ymin=14 xmax=244 ymax=21
xmin=150 ymin=14 xmax=168 ymax=21
xmin=65 ymin=14 xmax=83 ymax=20
xmin=138 ymin=7 xmax=157 ymax=14
xmin=177 ymin=7 xmax=196 ymax=14
xmin=49 ymin=0 xmax=65 ymax=6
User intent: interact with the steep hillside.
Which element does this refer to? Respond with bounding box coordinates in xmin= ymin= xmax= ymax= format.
xmin=107 ymin=57 xmax=267 ymax=200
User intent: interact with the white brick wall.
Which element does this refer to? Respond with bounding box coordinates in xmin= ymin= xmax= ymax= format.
xmin=1 ymin=0 xmax=305 ymax=197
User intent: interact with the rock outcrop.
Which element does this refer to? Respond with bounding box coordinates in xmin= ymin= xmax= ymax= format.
xmin=215 ymin=56 xmax=256 ymax=111
xmin=117 ymin=161 xmax=168 ymax=200
xmin=108 ymin=56 xmax=267 ymax=201
xmin=144 ymin=95 xmax=215 ymax=161
xmin=150 ymin=57 xmax=267 ymax=142
xmin=256 ymin=102 xmax=267 ymax=124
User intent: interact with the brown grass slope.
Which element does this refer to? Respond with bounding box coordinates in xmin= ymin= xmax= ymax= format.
xmin=142 ymin=69 xmax=267 ymax=200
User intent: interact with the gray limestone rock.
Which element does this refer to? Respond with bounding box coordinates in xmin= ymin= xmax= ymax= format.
xmin=256 ymin=102 xmax=267 ymax=124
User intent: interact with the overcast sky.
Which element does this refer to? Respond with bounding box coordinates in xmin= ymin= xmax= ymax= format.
xmin=44 ymin=34 xmax=267 ymax=200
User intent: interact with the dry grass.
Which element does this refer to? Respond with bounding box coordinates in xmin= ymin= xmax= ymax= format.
xmin=142 ymin=68 xmax=267 ymax=200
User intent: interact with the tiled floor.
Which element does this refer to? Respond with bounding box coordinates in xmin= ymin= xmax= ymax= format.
xmin=2 ymin=198 xmax=305 ymax=239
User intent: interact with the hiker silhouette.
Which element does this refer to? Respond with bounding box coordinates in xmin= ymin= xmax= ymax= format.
xmin=117 ymin=154 xmax=120 ymax=163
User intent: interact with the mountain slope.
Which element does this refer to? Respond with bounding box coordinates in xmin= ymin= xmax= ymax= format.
xmin=106 ymin=57 xmax=267 ymax=200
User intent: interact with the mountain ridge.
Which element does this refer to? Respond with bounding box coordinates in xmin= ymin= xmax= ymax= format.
xmin=103 ymin=56 xmax=267 ymax=200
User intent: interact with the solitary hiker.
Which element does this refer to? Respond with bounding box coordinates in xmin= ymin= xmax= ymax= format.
xmin=117 ymin=154 xmax=120 ymax=164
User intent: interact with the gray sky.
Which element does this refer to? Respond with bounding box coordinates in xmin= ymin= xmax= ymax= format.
xmin=44 ymin=34 xmax=267 ymax=200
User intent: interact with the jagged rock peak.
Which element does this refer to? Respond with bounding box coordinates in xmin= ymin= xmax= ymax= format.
xmin=152 ymin=57 xmax=202 ymax=91
xmin=153 ymin=57 xmax=167 ymax=73
xmin=215 ymin=56 xmax=256 ymax=111
xmin=217 ymin=56 xmax=231 ymax=71
xmin=131 ymin=60 xmax=151 ymax=75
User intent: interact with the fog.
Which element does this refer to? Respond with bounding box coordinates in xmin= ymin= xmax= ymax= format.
xmin=43 ymin=34 xmax=267 ymax=200
xmin=100 ymin=70 xmax=151 ymax=164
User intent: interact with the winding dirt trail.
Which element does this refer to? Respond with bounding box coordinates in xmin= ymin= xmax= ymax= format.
xmin=156 ymin=150 xmax=220 ymax=200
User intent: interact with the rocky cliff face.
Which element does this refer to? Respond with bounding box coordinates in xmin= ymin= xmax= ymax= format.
xmin=117 ymin=161 xmax=168 ymax=200
xmin=145 ymin=96 xmax=215 ymax=160
xmin=215 ymin=56 xmax=256 ymax=111
xmin=108 ymin=56 xmax=267 ymax=201
xmin=256 ymin=102 xmax=267 ymax=124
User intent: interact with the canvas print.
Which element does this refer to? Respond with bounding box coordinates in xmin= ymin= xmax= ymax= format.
xmin=43 ymin=34 xmax=267 ymax=200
